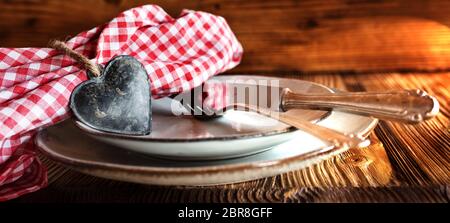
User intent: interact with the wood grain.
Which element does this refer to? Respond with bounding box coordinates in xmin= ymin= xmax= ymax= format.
xmin=2 ymin=0 xmax=450 ymax=72
xmin=345 ymin=73 xmax=450 ymax=186
xmin=13 ymin=72 xmax=450 ymax=203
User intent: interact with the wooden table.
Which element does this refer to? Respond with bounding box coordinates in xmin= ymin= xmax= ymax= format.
xmin=13 ymin=72 xmax=449 ymax=203
xmin=2 ymin=0 xmax=449 ymax=202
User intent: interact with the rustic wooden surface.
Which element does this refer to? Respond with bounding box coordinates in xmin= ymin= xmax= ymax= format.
xmin=1 ymin=0 xmax=449 ymax=202
xmin=13 ymin=72 xmax=450 ymax=203
xmin=3 ymin=0 xmax=450 ymax=73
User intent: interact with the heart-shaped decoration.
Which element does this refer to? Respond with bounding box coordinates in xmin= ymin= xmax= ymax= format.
xmin=70 ymin=55 xmax=151 ymax=135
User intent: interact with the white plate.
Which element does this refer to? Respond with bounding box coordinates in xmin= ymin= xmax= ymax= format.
xmin=36 ymin=99 xmax=378 ymax=186
xmin=73 ymin=75 xmax=334 ymax=160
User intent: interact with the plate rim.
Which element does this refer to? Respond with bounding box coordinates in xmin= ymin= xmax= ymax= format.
xmin=73 ymin=118 xmax=300 ymax=142
xmin=36 ymin=129 xmax=341 ymax=174
xmin=37 ymin=131 xmax=352 ymax=185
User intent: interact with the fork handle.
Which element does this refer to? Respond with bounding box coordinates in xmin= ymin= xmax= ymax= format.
xmin=244 ymin=104 xmax=369 ymax=149
xmin=280 ymin=89 xmax=439 ymax=124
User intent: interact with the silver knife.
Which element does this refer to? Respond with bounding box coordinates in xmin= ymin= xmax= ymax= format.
xmin=170 ymin=78 xmax=439 ymax=148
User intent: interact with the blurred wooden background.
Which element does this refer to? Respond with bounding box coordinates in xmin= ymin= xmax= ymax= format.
xmin=2 ymin=0 xmax=450 ymax=73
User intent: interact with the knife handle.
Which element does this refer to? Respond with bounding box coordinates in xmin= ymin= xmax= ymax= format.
xmin=280 ymin=89 xmax=440 ymax=124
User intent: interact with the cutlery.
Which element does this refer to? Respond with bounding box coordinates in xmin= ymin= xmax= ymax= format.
xmin=172 ymin=81 xmax=439 ymax=149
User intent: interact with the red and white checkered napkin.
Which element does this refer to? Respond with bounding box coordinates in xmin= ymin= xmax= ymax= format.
xmin=0 ymin=5 xmax=242 ymax=201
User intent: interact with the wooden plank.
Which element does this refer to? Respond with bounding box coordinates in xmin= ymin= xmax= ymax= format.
xmin=14 ymin=163 xmax=448 ymax=203
xmin=2 ymin=0 xmax=450 ymax=72
xmin=344 ymin=72 xmax=450 ymax=185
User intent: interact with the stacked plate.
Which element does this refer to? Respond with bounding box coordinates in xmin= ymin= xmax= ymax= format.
xmin=36 ymin=75 xmax=378 ymax=185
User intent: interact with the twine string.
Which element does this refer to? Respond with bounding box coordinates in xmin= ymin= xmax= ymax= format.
xmin=49 ymin=40 xmax=101 ymax=77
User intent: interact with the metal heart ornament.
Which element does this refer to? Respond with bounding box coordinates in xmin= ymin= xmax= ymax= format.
xmin=70 ymin=55 xmax=151 ymax=135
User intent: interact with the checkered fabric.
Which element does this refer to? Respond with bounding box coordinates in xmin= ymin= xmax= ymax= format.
xmin=0 ymin=5 xmax=242 ymax=201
